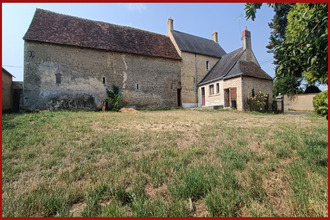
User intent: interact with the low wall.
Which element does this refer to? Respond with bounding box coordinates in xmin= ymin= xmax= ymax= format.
xmin=284 ymin=93 xmax=318 ymax=111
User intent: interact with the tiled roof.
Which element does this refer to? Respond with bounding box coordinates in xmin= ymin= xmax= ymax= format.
xmin=233 ymin=61 xmax=273 ymax=80
xmin=23 ymin=9 xmax=181 ymax=60
xmin=171 ymin=30 xmax=226 ymax=58
xmin=198 ymin=48 xmax=272 ymax=86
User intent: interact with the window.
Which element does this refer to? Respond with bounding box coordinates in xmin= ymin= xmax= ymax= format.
xmin=102 ymin=77 xmax=106 ymax=84
xmin=209 ymin=84 xmax=214 ymax=95
xmin=206 ymin=61 xmax=210 ymax=70
xmin=55 ymin=73 xmax=61 ymax=84
xmin=216 ymin=83 xmax=220 ymax=94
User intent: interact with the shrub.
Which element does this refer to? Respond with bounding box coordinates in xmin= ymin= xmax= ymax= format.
xmin=313 ymin=90 xmax=328 ymax=119
xmin=106 ymin=85 xmax=122 ymax=111
xmin=247 ymin=90 xmax=269 ymax=112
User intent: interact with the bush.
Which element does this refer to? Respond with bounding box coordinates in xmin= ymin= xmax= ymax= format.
xmin=313 ymin=90 xmax=328 ymax=119
xmin=106 ymin=85 xmax=122 ymax=111
xmin=247 ymin=90 xmax=269 ymax=112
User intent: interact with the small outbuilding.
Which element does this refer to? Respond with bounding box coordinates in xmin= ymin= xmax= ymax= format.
xmin=2 ymin=67 xmax=14 ymax=111
xmin=198 ymin=27 xmax=273 ymax=111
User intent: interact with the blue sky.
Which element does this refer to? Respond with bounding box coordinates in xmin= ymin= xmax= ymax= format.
xmin=3 ymin=3 xmax=276 ymax=83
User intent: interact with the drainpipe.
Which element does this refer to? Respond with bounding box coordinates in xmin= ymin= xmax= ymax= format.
xmin=194 ymin=54 xmax=197 ymax=107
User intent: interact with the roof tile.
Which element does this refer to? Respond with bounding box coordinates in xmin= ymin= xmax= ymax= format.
xmin=23 ymin=9 xmax=181 ymax=60
xmin=171 ymin=30 xmax=226 ymax=58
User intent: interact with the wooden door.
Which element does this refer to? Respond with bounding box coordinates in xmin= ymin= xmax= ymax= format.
xmin=229 ymin=87 xmax=237 ymax=108
xmin=201 ymin=87 xmax=205 ymax=106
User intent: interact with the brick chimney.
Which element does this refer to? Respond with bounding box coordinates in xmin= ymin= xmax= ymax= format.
xmin=212 ymin=31 xmax=218 ymax=43
xmin=242 ymin=26 xmax=251 ymax=50
xmin=167 ymin=17 xmax=173 ymax=35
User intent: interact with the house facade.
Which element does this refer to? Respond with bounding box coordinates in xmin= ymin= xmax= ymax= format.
xmin=167 ymin=18 xmax=226 ymax=108
xmin=22 ymin=9 xmax=272 ymax=111
xmin=197 ymin=27 xmax=273 ymax=111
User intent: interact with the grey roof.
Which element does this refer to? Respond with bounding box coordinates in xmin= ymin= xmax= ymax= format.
xmin=171 ymin=30 xmax=226 ymax=58
xmin=198 ymin=48 xmax=272 ymax=86
xmin=198 ymin=48 xmax=244 ymax=85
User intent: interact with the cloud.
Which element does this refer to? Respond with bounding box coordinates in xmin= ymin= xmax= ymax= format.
xmin=126 ymin=3 xmax=147 ymax=12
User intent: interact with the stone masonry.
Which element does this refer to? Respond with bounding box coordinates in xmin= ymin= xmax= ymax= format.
xmin=24 ymin=42 xmax=181 ymax=111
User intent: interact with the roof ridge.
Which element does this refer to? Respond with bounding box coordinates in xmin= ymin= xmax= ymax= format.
xmin=171 ymin=30 xmax=217 ymax=44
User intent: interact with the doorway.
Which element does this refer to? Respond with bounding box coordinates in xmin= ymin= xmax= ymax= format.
xmin=177 ymin=89 xmax=182 ymax=107
xmin=229 ymin=87 xmax=237 ymax=108
xmin=201 ymin=87 xmax=205 ymax=106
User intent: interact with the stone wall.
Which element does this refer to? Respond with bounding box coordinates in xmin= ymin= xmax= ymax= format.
xmin=2 ymin=71 xmax=13 ymax=111
xmin=223 ymin=77 xmax=243 ymax=111
xmin=180 ymin=52 xmax=219 ymax=108
xmin=284 ymin=93 xmax=317 ymax=111
xmin=242 ymin=76 xmax=273 ymax=111
xmin=198 ymin=80 xmax=224 ymax=107
xmin=23 ymin=42 xmax=181 ymax=111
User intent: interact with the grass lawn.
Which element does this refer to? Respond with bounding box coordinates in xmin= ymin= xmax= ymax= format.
xmin=2 ymin=109 xmax=328 ymax=217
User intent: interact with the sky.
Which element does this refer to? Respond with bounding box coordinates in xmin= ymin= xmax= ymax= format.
xmin=3 ymin=3 xmax=279 ymax=86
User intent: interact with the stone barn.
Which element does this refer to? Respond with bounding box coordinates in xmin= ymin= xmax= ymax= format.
xmin=23 ymin=9 xmax=181 ymax=111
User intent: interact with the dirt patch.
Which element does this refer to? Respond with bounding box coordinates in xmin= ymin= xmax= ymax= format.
xmin=263 ymin=168 xmax=291 ymax=216
xmin=91 ymin=121 xmax=117 ymax=133
xmin=119 ymin=108 xmax=139 ymax=113
xmin=193 ymin=199 xmax=209 ymax=217
xmin=145 ymin=184 xmax=169 ymax=201
xmin=70 ymin=201 xmax=86 ymax=217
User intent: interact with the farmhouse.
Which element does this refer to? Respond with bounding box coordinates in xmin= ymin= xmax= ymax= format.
xmin=198 ymin=27 xmax=273 ymax=111
xmin=23 ymin=9 xmax=272 ymax=111
xmin=167 ymin=18 xmax=226 ymax=108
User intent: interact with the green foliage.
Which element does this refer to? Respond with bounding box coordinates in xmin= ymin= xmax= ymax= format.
xmin=244 ymin=3 xmax=263 ymax=21
xmin=274 ymin=74 xmax=304 ymax=96
xmin=247 ymin=91 xmax=269 ymax=112
xmin=313 ymin=90 xmax=328 ymax=119
xmin=106 ymin=85 xmax=122 ymax=111
xmin=285 ymin=3 xmax=316 ymax=42
xmin=279 ymin=3 xmax=328 ymax=85
xmin=245 ymin=3 xmax=328 ymax=93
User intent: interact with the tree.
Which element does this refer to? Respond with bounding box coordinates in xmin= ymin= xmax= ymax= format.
xmin=245 ymin=3 xmax=301 ymax=96
xmin=281 ymin=3 xmax=328 ymax=85
xmin=245 ymin=3 xmax=328 ymax=95
xmin=273 ymin=73 xmax=303 ymax=96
